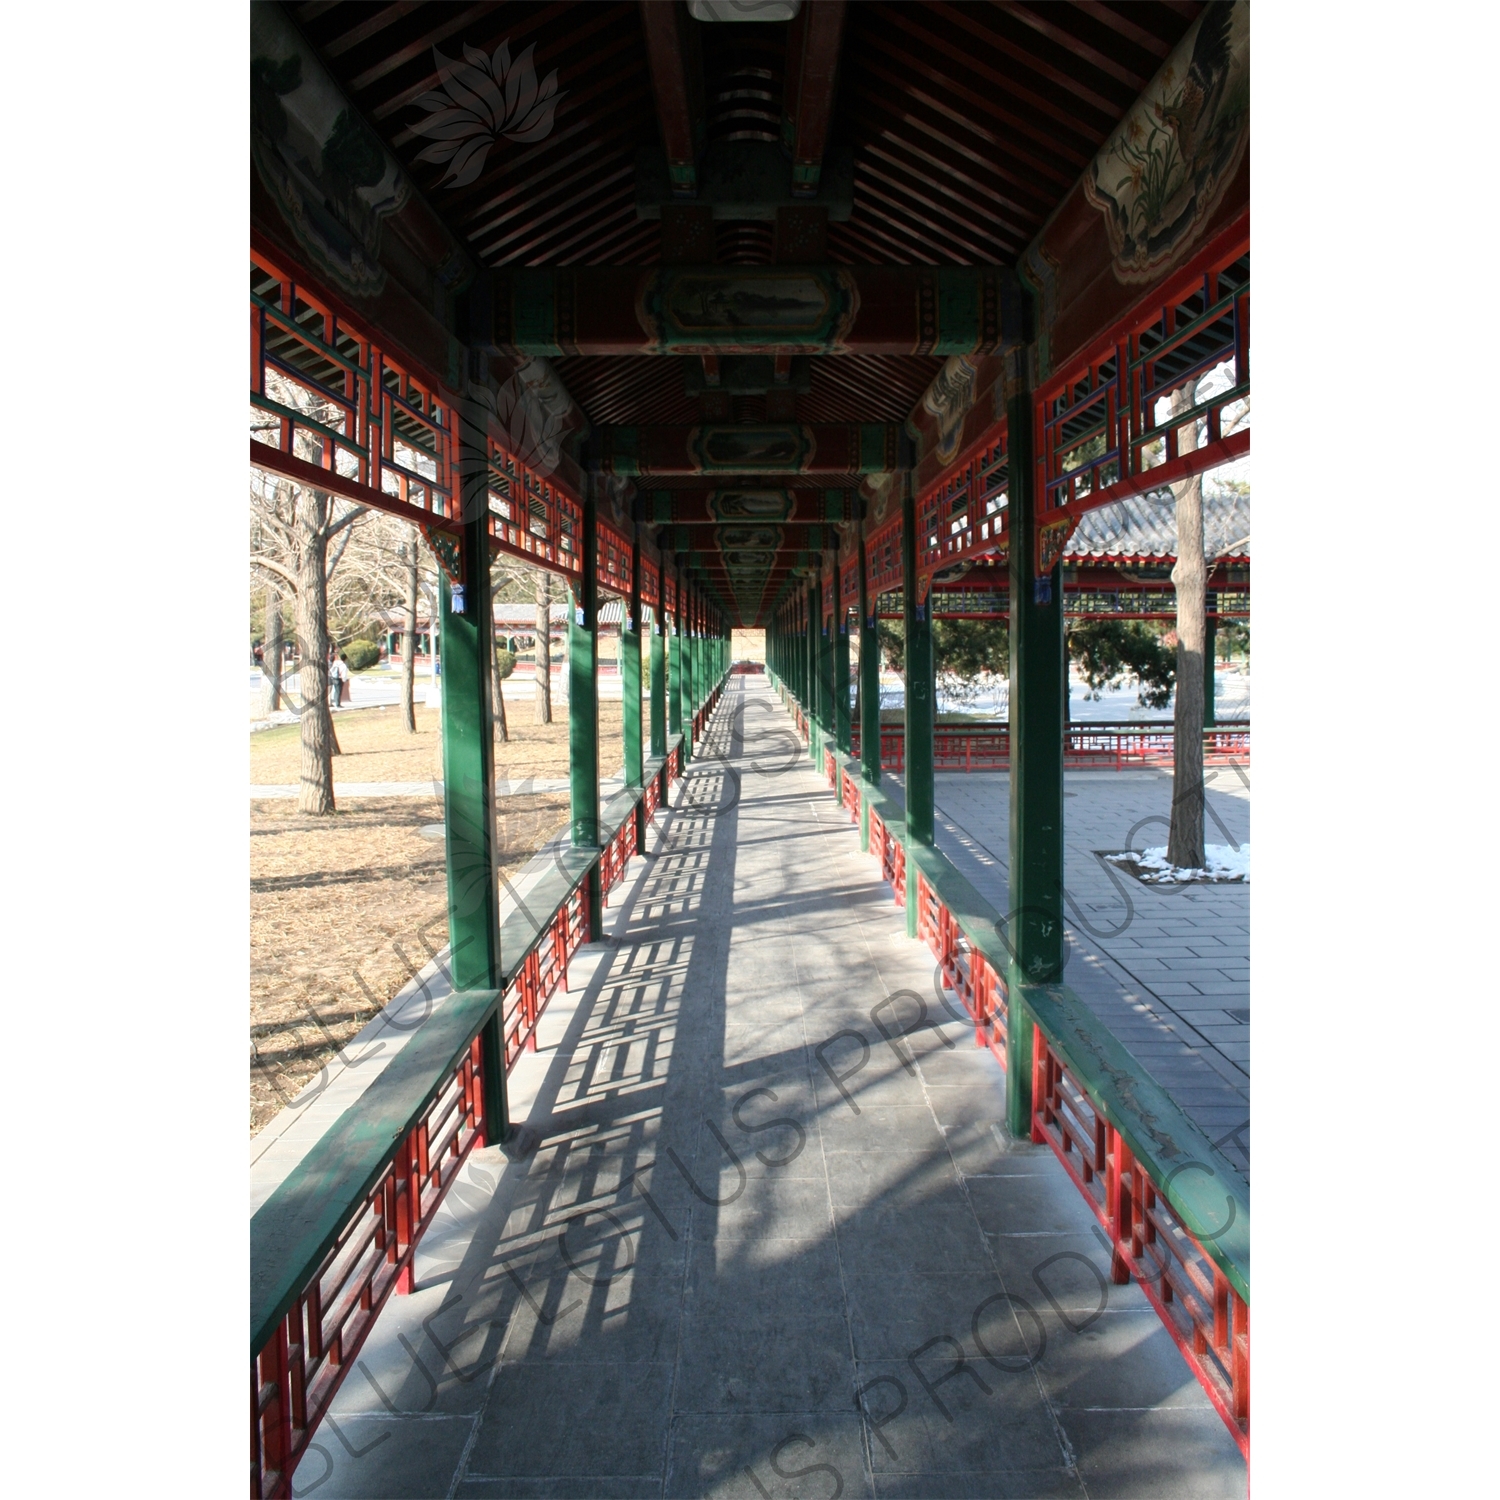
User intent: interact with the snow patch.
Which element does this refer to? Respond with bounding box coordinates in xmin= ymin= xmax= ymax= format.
xmin=1107 ymin=842 xmax=1249 ymax=883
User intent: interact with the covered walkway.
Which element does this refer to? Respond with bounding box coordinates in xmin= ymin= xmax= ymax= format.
xmin=249 ymin=5 xmax=1252 ymax=1492
xmin=293 ymin=677 xmax=1244 ymax=1498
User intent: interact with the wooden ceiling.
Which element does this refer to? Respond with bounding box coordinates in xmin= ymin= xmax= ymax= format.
xmin=289 ymin=1 xmax=1204 ymax=623
xmin=293 ymin=1 xmax=1200 ymax=402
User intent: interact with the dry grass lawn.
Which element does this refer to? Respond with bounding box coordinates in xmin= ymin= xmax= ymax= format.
xmin=250 ymin=698 xmax=625 ymax=786
xmin=250 ymin=699 xmax=625 ymax=1136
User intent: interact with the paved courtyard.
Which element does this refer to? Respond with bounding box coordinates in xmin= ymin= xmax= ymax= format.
xmin=282 ymin=679 xmax=1245 ymax=1499
xmin=891 ymin=766 xmax=1250 ymax=1182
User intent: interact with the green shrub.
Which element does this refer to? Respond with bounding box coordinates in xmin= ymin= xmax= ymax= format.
xmin=343 ymin=639 xmax=381 ymax=671
xmin=494 ymin=647 xmax=517 ymax=680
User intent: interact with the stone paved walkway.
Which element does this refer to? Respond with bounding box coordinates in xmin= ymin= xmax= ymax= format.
xmin=892 ymin=767 xmax=1250 ymax=1182
xmin=292 ymin=679 xmax=1245 ymax=1498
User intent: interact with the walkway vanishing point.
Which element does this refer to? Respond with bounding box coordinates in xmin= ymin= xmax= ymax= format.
xmin=284 ymin=678 xmax=1247 ymax=1499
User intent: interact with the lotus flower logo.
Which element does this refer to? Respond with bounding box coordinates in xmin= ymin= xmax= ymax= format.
xmin=409 ymin=41 xmax=564 ymax=188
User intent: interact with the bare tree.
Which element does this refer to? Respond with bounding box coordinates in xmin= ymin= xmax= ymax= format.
xmin=400 ymin=537 xmax=420 ymax=732
xmin=261 ymin=584 xmax=283 ymax=714
xmin=1166 ymin=380 xmax=1206 ymax=869
xmin=250 ymin=471 xmax=366 ymax=814
xmin=535 ymin=567 xmax=553 ymax=723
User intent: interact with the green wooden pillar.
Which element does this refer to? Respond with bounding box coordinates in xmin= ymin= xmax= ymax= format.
xmin=858 ymin=525 xmax=880 ymax=851
xmin=859 ymin=527 xmax=880 ymax=779
xmin=1204 ymin=598 xmax=1218 ymax=727
xmin=1005 ymin=360 xmax=1065 ymax=1137
xmin=835 ymin=596 xmax=852 ymax=756
xmin=623 ymin=529 xmax=645 ymax=858
xmin=442 ymin=418 xmax=506 ymax=1140
xmin=806 ymin=583 xmax=819 ymax=764
xmin=798 ymin=594 xmax=807 ymax=709
xmin=902 ymin=479 xmax=935 ymax=938
xmin=570 ymin=485 xmax=603 ymax=938
xmin=650 ymin=604 xmax=667 ymax=758
xmin=669 ymin=591 xmax=684 ymax=770
xmin=817 ymin=566 xmax=834 ymax=771
xmin=694 ymin=610 xmax=704 ymax=711
xmin=687 ymin=599 xmax=697 ymax=721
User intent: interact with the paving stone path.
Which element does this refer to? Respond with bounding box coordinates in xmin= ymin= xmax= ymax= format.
xmin=296 ymin=678 xmax=1246 ymax=1499
xmin=901 ymin=768 xmax=1251 ymax=1182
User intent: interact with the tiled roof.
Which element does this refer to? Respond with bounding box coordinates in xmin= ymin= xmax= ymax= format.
xmin=1067 ymin=488 xmax=1250 ymax=561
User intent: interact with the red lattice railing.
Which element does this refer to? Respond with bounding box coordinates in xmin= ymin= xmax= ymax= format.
xmin=777 ymin=680 xmax=1247 ymax=1457
xmin=915 ymin=870 xmax=1007 ymax=1065
xmin=253 ymin=744 xmax=691 ymax=1499
xmin=865 ymin=511 xmax=903 ymax=597
xmin=849 ymin=722 xmax=1251 ymax=773
xmin=1032 ymin=1032 xmax=1248 ymax=1452
xmin=251 ymin=251 xmax=457 ymax=530
xmin=252 ymin=1035 xmax=486 ymax=1500
xmin=502 ymin=889 xmax=587 ymax=1072
xmin=916 ymin=427 xmax=1009 ymax=587
xmin=1037 ymin=233 xmax=1249 ymax=522
xmin=598 ymin=519 xmax=633 ymax=598
xmin=840 ymin=764 xmax=860 ymax=821
xmin=485 ymin=438 xmax=582 ymax=578
xmin=599 ymin=806 xmax=639 ymax=904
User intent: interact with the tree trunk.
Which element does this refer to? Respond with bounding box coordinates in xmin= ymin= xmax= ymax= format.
xmin=491 ymin=640 xmax=510 ymax=743
xmin=400 ymin=538 xmax=418 ymax=733
xmin=535 ymin=568 xmax=553 ymax=723
xmin=295 ymin=491 xmax=336 ymax=814
xmin=1166 ymin=385 xmax=1206 ymax=869
xmin=263 ymin=586 xmax=283 ymax=714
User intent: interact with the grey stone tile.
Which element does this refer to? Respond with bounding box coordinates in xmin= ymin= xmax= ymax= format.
xmin=687 ymin=1234 xmax=843 ymax=1287
xmin=289 ymin=1413 xmax=474 ymax=1499
xmin=675 ymin=1277 xmax=855 ymax=1412
xmin=468 ymin=1363 xmax=675 ymax=1476
xmin=459 ymin=1479 xmax=661 ymax=1499
xmin=822 ymin=1148 xmax=965 ymax=1208
xmin=664 ymin=1413 xmax=872 ymax=1499
xmin=834 ymin=1197 xmax=994 ymax=1276
xmin=872 ymin=1472 xmax=1085 ymax=1499
xmin=966 ymin=1174 xmax=1106 ymax=1239
xmin=988 ymin=1231 xmax=1151 ymax=1314
xmin=1058 ymin=1407 xmax=1246 ymax=1498
xmin=689 ymin=1170 xmax=834 ymax=1238
xmin=498 ymin=1266 xmax=684 ymax=1366
xmin=1032 ymin=1310 xmax=1213 ymax=1411
xmin=814 ymin=1104 xmax=949 ymax=1155
xmin=844 ymin=1269 xmax=1023 ymax=1361
xmin=853 ymin=1356 xmax=1067 ymax=1474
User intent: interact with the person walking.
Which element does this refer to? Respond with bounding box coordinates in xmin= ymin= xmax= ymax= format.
xmin=329 ymin=649 xmax=349 ymax=711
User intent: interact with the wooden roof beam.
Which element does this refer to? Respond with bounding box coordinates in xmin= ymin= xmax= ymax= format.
xmin=781 ymin=0 xmax=846 ymax=197
xmin=641 ymin=0 xmax=707 ymax=198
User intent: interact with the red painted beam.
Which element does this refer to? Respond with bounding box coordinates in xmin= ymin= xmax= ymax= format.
xmin=782 ymin=1 xmax=847 ymax=197
xmin=250 ymin=441 xmax=462 ymax=535
xmin=640 ymin=1 xmax=705 ymax=198
xmin=1049 ymin=431 xmax=1251 ymax=524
